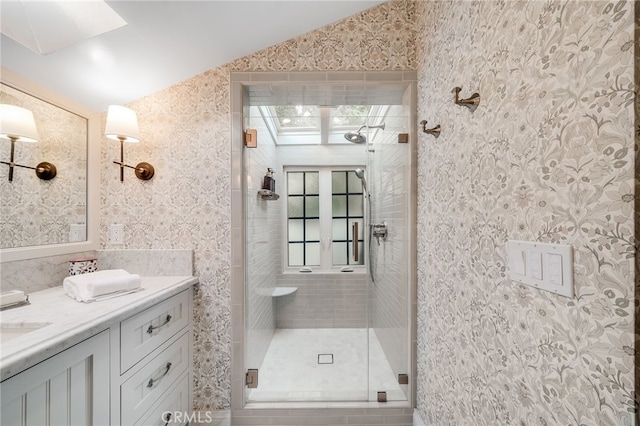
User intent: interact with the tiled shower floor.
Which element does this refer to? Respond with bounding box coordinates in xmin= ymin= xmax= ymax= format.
xmin=247 ymin=328 xmax=405 ymax=402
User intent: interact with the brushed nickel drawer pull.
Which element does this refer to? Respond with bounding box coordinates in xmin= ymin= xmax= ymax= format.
xmin=147 ymin=362 xmax=172 ymax=388
xmin=147 ymin=314 xmax=172 ymax=334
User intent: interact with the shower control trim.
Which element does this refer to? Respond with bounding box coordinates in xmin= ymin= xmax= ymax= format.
xmin=372 ymin=221 xmax=388 ymax=245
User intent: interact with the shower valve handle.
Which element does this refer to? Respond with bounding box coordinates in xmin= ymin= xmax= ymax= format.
xmin=372 ymin=222 xmax=387 ymax=245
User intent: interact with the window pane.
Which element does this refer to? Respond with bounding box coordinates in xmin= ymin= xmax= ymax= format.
xmin=275 ymin=105 xmax=320 ymax=129
xmin=331 ymin=105 xmax=372 ymax=127
xmin=288 ymin=172 xmax=304 ymax=195
xmin=305 ymin=196 xmax=319 ymax=216
xmin=306 ymin=219 xmax=320 ymax=240
xmin=288 ymin=197 xmax=303 ymax=217
xmin=332 ymin=218 xmax=347 ymax=240
xmin=288 ymin=219 xmax=304 ymax=241
xmin=332 ymin=171 xmax=346 ymax=193
xmin=289 ymin=243 xmax=304 ymax=266
xmin=332 ymin=195 xmax=347 ymax=216
xmin=348 ymin=195 xmax=364 ymax=217
xmin=305 ymin=243 xmax=320 ymax=265
xmin=348 ymin=171 xmax=363 ymax=193
xmin=332 ymin=242 xmax=347 ymax=265
xmin=305 ymin=172 xmax=319 ymax=195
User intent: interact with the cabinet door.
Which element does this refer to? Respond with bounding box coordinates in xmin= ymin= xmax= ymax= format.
xmin=1 ymin=330 xmax=110 ymax=426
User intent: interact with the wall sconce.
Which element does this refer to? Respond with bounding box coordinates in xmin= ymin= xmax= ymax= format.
xmin=105 ymin=105 xmax=154 ymax=182
xmin=0 ymin=104 xmax=57 ymax=182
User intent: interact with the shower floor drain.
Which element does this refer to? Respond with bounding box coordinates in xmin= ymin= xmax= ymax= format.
xmin=317 ymin=354 xmax=334 ymax=364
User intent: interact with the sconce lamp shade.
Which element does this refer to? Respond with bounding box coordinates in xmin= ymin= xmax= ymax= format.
xmin=0 ymin=104 xmax=39 ymax=143
xmin=105 ymin=105 xmax=140 ymax=143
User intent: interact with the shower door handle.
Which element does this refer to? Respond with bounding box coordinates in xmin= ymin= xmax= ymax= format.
xmin=352 ymin=222 xmax=359 ymax=262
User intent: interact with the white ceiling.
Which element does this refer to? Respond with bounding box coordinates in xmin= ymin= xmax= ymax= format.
xmin=1 ymin=1 xmax=384 ymax=112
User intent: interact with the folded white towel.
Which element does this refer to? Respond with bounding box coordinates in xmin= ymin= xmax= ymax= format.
xmin=63 ymin=269 xmax=142 ymax=302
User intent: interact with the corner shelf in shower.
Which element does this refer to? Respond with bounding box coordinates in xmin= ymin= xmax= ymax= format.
xmin=272 ymin=287 xmax=297 ymax=297
xmin=258 ymin=189 xmax=280 ymax=200
xmin=255 ymin=287 xmax=297 ymax=297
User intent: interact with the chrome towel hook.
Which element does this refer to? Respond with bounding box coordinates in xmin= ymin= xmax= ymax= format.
xmin=453 ymin=87 xmax=480 ymax=111
xmin=420 ymin=120 xmax=441 ymax=138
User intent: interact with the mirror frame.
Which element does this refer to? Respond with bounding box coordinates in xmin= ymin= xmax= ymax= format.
xmin=0 ymin=67 xmax=100 ymax=262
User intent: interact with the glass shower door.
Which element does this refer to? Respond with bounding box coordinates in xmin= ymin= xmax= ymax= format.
xmin=243 ymin=136 xmax=371 ymax=402
xmin=365 ymin=107 xmax=411 ymax=403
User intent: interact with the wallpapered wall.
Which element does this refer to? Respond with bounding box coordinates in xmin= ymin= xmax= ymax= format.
xmin=100 ymin=1 xmax=417 ymax=409
xmin=415 ymin=1 xmax=636 ymax=424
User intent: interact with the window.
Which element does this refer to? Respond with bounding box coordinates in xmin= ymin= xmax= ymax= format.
xmin=259 ymin=105 xmax=388 ymax=145
xmin=287 ymin=171 xmax=320 ymax=266
xmin=286 ymin=168 xmax=365 ymax=269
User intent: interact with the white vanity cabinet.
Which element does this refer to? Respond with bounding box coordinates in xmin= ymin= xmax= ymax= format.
xmin=0 ymin=279 xmax=195 ymax=426
xmin=0 ymin=330 xmax=110 ymax=425
xmin=113 ymin=289 xmax=192 ymax=426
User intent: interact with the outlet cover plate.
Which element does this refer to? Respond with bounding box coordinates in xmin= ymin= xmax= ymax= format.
xmin=109 ymin=224 xmax=124 ymax=245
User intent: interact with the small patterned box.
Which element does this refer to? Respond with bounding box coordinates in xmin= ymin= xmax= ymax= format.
xmin=68 ymin=257 xmax=98 ymax=276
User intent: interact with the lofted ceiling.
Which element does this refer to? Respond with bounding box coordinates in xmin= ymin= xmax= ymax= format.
xmin=0 ymin=1 xmax=384 ymax=112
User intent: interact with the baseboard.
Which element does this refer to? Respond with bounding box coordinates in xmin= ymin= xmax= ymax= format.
xmin=188 ymin=410 xmax=230 ymax=425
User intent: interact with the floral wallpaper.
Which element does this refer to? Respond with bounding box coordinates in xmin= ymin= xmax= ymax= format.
xmin=100 ymin=1 xmax=417 ymax=410
xmin=415 ymin=1 xmax=637 ymax=425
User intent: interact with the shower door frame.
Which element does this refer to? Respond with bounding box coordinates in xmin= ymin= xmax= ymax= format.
xmin=230 ymin=71 xmax=418 ymax=414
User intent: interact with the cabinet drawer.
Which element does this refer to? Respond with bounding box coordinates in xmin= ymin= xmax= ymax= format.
xmin=135 ymin=372 xmax=190 ymax=426
xmin=121 ymin=331 xmax=190 ymax=425
xmin=121 ymin=290 xmax=190 ymax=373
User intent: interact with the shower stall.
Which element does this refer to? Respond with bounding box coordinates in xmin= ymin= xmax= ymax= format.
xmin=233 ymin=73 xmax=416 ymax=408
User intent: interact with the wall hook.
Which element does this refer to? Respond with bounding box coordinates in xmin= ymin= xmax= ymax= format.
xmin=453 ymin=87 xmax=480 ymax=111
xmin=420 ymin=120 xmax=441 ymax=138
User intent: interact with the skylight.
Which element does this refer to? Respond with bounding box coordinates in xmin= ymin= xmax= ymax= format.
xmin=1 ymin=0 xmax=127 ymax=55
xmin=260 ymin=105 xmax=386 ymax=145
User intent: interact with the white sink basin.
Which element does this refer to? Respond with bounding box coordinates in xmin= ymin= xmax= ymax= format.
xmin=0 ymin=322 xmax=51 ymax=343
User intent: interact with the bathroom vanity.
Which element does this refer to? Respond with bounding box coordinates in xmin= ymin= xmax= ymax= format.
xmin=0 ymin=276 xmax=196 ymax=426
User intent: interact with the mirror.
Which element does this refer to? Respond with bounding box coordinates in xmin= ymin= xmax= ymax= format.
xmin=0 ymin=68 xmax=99 ymax=262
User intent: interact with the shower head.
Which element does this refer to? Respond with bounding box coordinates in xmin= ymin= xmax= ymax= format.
xmin=344 ymin=123 xmax=386 ymax=144
xmin=354 ymin=168 xmax=367 ymax=194
xmin=344 ymin=131 xmax=367 ymax=144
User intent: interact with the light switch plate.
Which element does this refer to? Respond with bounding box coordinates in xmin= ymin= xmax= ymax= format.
xmin=507 ymin=240 xmax=574 ymax=298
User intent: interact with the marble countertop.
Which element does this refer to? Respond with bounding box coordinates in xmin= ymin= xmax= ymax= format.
xmin=0 ymin=276 xmax=197 ymax=381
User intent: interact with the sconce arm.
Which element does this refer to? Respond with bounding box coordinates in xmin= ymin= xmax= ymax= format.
xmin=1 ymin=160 xmax=57 ymax=180
xmin=1 ymin=161 xmax=36 ymax=171
xmin=112 ymin=160 xmax=154 ymax=181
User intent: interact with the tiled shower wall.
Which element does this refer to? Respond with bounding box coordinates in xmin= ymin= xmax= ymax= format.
xmin=245 ymin=105 xmax=280 ymax=372
xmin=369 ymin=101 xmax=413 ymax=387
xmin=274 ymin=273 xmax=369 ymax=328
xmin=272 ymin=141 xmax=369 ymax=329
